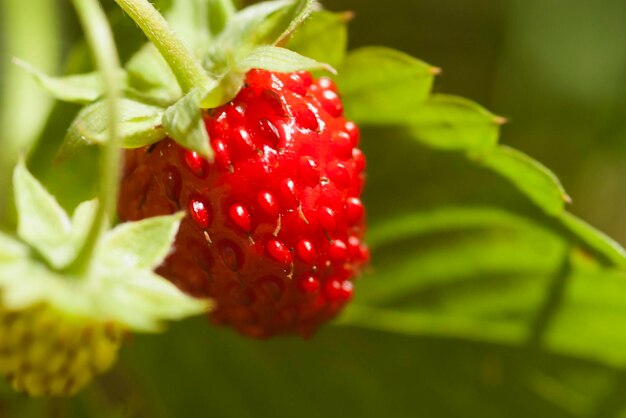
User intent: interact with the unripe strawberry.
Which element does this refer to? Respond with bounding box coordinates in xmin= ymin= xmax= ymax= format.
xmin=0 ymin=306 xmax=122 ymax=397
xmin=119 ymin=70 xmax=368 ymax=338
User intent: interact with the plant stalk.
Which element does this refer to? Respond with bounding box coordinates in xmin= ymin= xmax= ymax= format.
xmin=65 ymin=0 xmax=122 ymax=275
xmin=113 ymin=0 xmax=212 ymax=94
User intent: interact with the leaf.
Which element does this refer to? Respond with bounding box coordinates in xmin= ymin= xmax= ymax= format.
xmin=116 ymin=320 xmax=615 ymax=418
xmin=13 ymin=58 xmax=105 ymax=104
xmin=367 ymin=206 xmax=548 ymax=249
xmin=337 ymin=47 xmax=438 ymax=125
xmin=62 ymin=98 xmax=166 ymax=155
xmin=238 ymin=46 xmax=334 ymax=74
xmin=287 ymin=10 xmax=349 ymax=69
xmin=12 ymin=160 xmax=73 ymax=268
xmin=560 ymin=212 xmax=626 ymax=268
xmin=338 ymin=127 xmax=626 ymax=371
xmin=163 ymin=88 xmax=213 ymax=160
xmin=476 ymin=146 xmax=571 ymax=216
xmin=406 ymin=94 xmax=502 ymax=151
xmin=97 ymin=213 xmax=184 ymax=271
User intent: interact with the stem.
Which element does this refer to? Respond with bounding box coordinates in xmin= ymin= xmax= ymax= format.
xmin=113 ymin=0 xmax=212 ymax=93
xmin=217 ymin=0 xmax=236 ymax=20
xmin=65 ymin=0 xmax=122 ymax=275
xmin=0 ymin=0 xmax=60 ymax=229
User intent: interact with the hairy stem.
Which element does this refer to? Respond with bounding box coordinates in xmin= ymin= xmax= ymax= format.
xmin=113 ymin=0 xmax=212 ymax=93
xmin=65 ymin=0 xmax=122 ymax=275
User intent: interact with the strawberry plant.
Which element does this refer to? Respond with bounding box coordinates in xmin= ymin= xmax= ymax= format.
xmin=1 ymin=0 xmax=626 ymax=416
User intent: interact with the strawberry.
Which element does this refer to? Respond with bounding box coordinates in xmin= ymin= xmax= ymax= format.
xmin=119 ymin=69 xmax=368 ymax=338
xmin=0 ymin=306 xmax=122 ymax=397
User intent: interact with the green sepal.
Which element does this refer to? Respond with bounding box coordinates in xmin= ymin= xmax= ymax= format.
xmin=216 ymin=0 xmax=315 ymax=52
xmin=13 ymin=58 xmax=107 ymax=104
xmin=97 ymin=213 xmax=185 ymax=271
xmin=287 ymin=10 xmax=349 ymax=69
xmin=61 ymin=98 xmax=166 ymax=157
xmin=94 ymin=269 xmax=209 ymax=332
xmin=238 ymin=46 xmax=335 ymax=74
xmin=13 ymin=160 xmax=74 ymax=269
xmin=337 ymin=47 xmax=438 ymax=125
xmin=163 ymin=88 xmax=214 ymax=160
xmin=0 ymin=231 xmax=28 ymax=261
xmin=1 ymin=164 xmax=209 ymax=332
xmin=205 ymin=0 xmax=317 ymax=76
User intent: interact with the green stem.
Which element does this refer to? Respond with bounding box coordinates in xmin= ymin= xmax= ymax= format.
xmin=217 ymin=0 xmax=236 ymax=20
xmin=65 ymin=0 xmax=122 ymax=275
xmin=0 ymin=0 xmax=60 ymax=229
xmin=113 ymin=0 xmax=212 ymax=93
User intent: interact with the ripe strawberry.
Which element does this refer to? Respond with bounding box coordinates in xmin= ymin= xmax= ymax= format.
xmin=118 ymin=69 xmax=368 ymax=338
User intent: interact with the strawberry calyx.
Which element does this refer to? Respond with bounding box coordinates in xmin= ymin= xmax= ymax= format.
xmin=17 ymin=0 xmax=330 ymax=163
xmin=0 ymin=162 xmax=209 ymax=396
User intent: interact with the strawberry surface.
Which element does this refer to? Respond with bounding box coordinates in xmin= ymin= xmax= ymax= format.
xmin=118 ymin=70 xmax=368 ymax=338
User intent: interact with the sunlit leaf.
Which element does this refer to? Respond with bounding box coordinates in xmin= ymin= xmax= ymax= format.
xmin=407 ymin=94 xmax=501 ymax=151
xmin=337 ymin=47 xmax=438 ymax=124
xmin=476 ymin=146 xmax=570 ymax=216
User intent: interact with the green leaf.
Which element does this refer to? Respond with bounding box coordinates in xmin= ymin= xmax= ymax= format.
xmin=13 ymin=58 xmax=105 ymax=104
xmin=62 ymin=98 xmax=166 ymax=155
xmin=125 ymin=43 xmax=183 ymax=106
xmin=117 ymin=320 xmax=616 ymax=418
xmin=163 ymin=88 xmax=213 ymax=160
xmin=287 ymin=10 xmax=349 ymax=69
xmin=337 ymin=47 xmax=438 ymax=125
xmin=560 ymin=212 xmax=626 ymax=268
xmin=238 ymin=46 xmax=334 ymax=74
xmin=97 ymin=213 xmax=184 ymax=271
xmin=406 ymin=94 xmax=502 ymax=151
xmin=12 ymin=160 xmax=73 ymax=268
xmin=476 ymin=146 xmax=571 ymax=216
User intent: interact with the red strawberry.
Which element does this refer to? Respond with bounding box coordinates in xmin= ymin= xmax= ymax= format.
xmin=118 ymin=70 xmax=368 ymax=338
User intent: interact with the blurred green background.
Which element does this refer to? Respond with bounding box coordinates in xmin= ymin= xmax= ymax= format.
xmin=333 ymin=0 xmax=626 ymax=244
xmin=2 ymin=0 xmax=626 ymax=417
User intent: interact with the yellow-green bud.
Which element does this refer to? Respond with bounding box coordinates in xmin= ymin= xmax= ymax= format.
xmin=0 ymin=306 xmax=122 ymax=397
